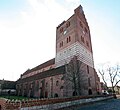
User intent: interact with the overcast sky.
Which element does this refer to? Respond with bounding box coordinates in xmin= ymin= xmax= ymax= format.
xmin=0 ymin=0 xmax=120 ymax=81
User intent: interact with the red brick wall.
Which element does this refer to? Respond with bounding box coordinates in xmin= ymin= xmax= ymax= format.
xmin=0 ymin=98 xmax=7 ymax=110
xmin=4 ymin=95 xmax=112 ymax=109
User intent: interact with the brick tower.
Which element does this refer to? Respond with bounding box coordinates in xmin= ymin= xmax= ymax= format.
xmin=55 ymin=5 xmax=94 ymax=68
xmin=55 ymin=5 xmax=97 ymax=95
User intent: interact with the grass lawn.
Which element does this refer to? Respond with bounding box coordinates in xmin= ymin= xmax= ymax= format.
xmin=0 ymin=95 xmax=31 ymax=100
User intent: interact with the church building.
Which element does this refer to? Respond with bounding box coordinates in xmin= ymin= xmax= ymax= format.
xmin=16 ymin=5 xmax=101 ymax=98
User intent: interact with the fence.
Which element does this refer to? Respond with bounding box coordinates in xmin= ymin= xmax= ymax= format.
xmin=0 ymin=95 xmax=114 ymax=110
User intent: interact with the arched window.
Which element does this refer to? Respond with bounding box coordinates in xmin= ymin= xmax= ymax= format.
xmin=81 ymin=36 xmax=84 ymax=43
xmin=60 ymin=27 xmax=63 ymax=33
xmin=85 ymin=27 xmax=88 ymax=33
xmin=79 ymin=21 xmax=83 ymax=28
xmin=45 ymin=91 xmax=48 ymax=98
xmin=59 ymin=43 xmax=61 ymax=48
xmin=67 ymin=38 xmax=69 ymax=43
xmin=56 ymin=80 xmax=59 ymax=86
xmin=69 ymin=36 xmax=71 ymax=42
xmin=87 ymin=65 xmax=89 ymax=74
xmin=86 ymin=41 xmax=89 ymax=47
xmin=35 ymin=81 xmax=39 ymax=91
xmin=59 ymin=41 xmax=63 ymax=48
xmin=66 ymin=21 xmax=70 ymax=28
xmin=67 ymin=36 xmax=71 ymax=43
xmin=61 ymin=41 xmax=63 ymax=46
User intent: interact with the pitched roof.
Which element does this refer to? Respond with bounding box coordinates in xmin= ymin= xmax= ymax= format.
xmin=17 ymin=65 xmax=65 ymax=84
xmin=23 ymin=58 xmax=55 ymax=75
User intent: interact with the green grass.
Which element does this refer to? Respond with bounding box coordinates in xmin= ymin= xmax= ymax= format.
xmin=0 ymin=95 xmax=30 ymax=100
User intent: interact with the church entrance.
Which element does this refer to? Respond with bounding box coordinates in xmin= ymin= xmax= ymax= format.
xmin=88 ymin=89 xmax=92 ymax=95
xmin=73 ymin=91 xmax=77 ymax=96
xmin=54 ymin=93 xmax=58 ymax=98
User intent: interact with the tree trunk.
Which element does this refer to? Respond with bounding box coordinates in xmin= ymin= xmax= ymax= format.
xmin=73 ymin=76 xmax=77 ymax=96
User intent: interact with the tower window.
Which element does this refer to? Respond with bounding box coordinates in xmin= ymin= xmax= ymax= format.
xmin=86 ymin=41 xmax=89 ymax=47
xmin=87 ymin=65 xmax=89 ymax=74
xmin=79 ymin=21 xmax=83 ymax=28
xmin=59 ymin=43 xmax=62 ymax=48
xmin=85 ymin=27 xmax=88 ymax=33
xmin=67 ymin=38 xmax=69 ymax=43
xmin=67 ymin=36 xmax=71 ymax=43
xmin=61 ymin=41 xmax=63 ymax=46
xmin=81 ymin=36 xmax=84 ymax=43
xmin=59 ymin=41 xmax=63 ymax=48
xmin=66 ymin=21 xmax=70 ymax=28
xmin=60 ymin=27 xmax=63 ymax=33
xmin=69 ymin=36 xmax=71 ymax=42
xmin=59 ymin=43 xmax=61 ymax=48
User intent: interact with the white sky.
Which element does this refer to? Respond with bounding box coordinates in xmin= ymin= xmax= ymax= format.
xmin=0 ymin=0 xmax=120 ymax=81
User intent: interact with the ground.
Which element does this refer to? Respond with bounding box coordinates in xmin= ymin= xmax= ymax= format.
xmin=58 ymin=96 xmax=120 ymax=110
xmin=77 ymin=99 xmax=120 ymax=110
xmin=0 ymin=95 xmax=29 ymax=100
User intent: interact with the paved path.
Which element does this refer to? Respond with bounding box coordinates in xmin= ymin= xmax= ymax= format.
xmin=76 ymin=99 xmax=120 ymax=110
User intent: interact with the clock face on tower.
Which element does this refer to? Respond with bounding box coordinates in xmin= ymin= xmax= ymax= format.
xmin=63 ymin=30 xmax=67 ymax=35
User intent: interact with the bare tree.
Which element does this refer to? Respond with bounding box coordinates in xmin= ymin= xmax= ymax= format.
xmin=98 ymin=64 xmax=120 ymax=93
xmin=98 ymin=69 xmax=108 ymax=90
xmin=64 ymin=56 xmax=87 ymax=96
xmin=108 ymin=65 xmax=120 ymax=93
